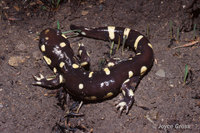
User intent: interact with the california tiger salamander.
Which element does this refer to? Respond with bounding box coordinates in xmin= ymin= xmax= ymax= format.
xmin=33 ymin=25 xmax=154 ymax=113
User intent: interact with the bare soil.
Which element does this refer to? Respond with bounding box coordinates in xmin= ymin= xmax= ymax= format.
xmin=0 ymin=0 xmax=199 ymax=133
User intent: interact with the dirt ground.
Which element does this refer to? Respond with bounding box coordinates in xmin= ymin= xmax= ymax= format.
xmin=0 ymin=0 xmax=200 ymax=133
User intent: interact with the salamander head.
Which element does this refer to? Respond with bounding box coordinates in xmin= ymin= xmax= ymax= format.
xmin=39 ymin=28 xmax=67 ymax=47
xmin=38 ymin=28 xmax=74 ymax=70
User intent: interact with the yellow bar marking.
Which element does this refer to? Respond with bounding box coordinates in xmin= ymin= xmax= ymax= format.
xmin=81 ymin=62 xmax=88 ymax=66
xmin=128 ymin=71 xmax=134 ymax=78
xmin=79 ymin=50 xmax=83 ymax=55
xmin=108 ymin=26 xmax=115 ymax=40
xmin=104 ymin=67 xmax=110 ymax=75
xmin=89 ymin=72 xmax=94 ymax=78
xmin=128 ymin=57 xmax=133 ymax=60
xmin=134 ymin=35 xmax=143 ymax=50
xmin=41 ymin=44 xmax=45 ymax=52
xmin=90 ymin=96 xmax=97 ymax=100
xmin=103 ymin=92 xmax=113 ymax=99
xmin=148 ymin=43 xmax=153 ymax=48
xmin=59 ymin=75 xmax=64 ymax=83
xmin=140 ymin=66 xmax=147 ymax=75
xmin=72 ymin=64 xmax=79 ymax=69
xmin=123 ymin=28 xmax=131 ymax=38
xmin=62 ymin=34 xmax=67 ymax=39
xmin=43 ymin=56 xmax=51 ymax=65
xmin=84 ymin=96 xmax=97 ymax=100
xmin=53 ymin=67 xmax=57 ymax=73
xmin=45 ymin=29 xmax=50 ymax=34
xmin=122 ymin=90 xmax=126 ymax=96
xmin=123 ymin=79 xmax=130 ymax=84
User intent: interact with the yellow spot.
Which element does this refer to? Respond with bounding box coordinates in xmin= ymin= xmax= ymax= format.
xmin=84 ymin=97 xmax=90 ymax=100
xmin=45 ymin=29 xmax=49 ymax=34
xmin=140 ymin=66 xmax=147 ymax=75
xmin=79 ymin=83 xmax=84 ymax=89
xmin=53 ymin=67 xmax=57 ymax=73
xmin=148 ymin=43 xmax=153 ymax=48
xmin=60 ymin=42 xmax=66 ymax=47
xmin=45 ymin=37 xmax=49 ymax=40
xmin=59 ymin=75 xmax=64 ymax=83
xmin=136 ymin=53 xmax=141 ymax=55
xmin=41 ymin=44 xmax=45 ymax=52
xmin=128 ymin=58 xmax=133 ymax=60
xmin=84 ymin=96 xmax=97 ymax=100
xmin=72 ymin=64 xmax=79 ymax=69
xmin=43 ymin=56 xmax=51 ymax=65
xmin=90 ymin=96 xmax=97 ymax=100
xmin=123 ymin=28 xmax=131 ymax=38
xmin=89 ymin=72 xmax=94 ymax=78
xmin=59 ymin=62 xmax=65 ymax=68
xmin=107 ymin=62 xmax=115 ymax=67
xmin=104 ymin=67 xmax=110 ymax=75
xmin=62 ymin=34 xmax=67 ymax=39
xmin=81 ymin=62 xmax=88 ymax=66
xmin=103 ymin=92 xmax=113 ymax=99
xmin=134 ymin=35 xmax=143 ymax=50
xmin=128 ymin=71 xmax=134 ymax=78
xmin=108 ymin=26 xmax=115 ymax=40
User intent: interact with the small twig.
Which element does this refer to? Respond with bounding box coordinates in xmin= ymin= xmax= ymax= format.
xmin=173 ymin=39 xmax=199 ymax=49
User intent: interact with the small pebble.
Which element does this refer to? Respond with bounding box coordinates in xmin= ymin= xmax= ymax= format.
xmin=32 ymin=51 xmax=41 ymax=60
xmin=155 ymin=69 xmax=165 ymax=77
xmin=8 ymin=56 xmax=26 ymax=67
xmin=16 ymin=42 xmax=26 ymax=51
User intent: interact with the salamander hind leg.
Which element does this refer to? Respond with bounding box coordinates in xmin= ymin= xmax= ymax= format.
xmin=77 ymin=43 xmax=90 ymax=69
xmin=116 ymin=76 xmax=140 ymax=114
xmin=33 ymin=74 xmax=64 ymax=88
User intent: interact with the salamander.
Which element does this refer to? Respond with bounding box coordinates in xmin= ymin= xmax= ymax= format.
xmin=33 ymin=25 xmax=154 ymax=114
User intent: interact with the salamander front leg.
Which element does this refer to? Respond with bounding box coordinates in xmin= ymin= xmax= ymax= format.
xmin=33 ymin=74 xmax=64 ymax=88
xmin=77 ymin=43 xmax=90 ymax=68
xmin=116 ymin=76 xmax=140 ymax=114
